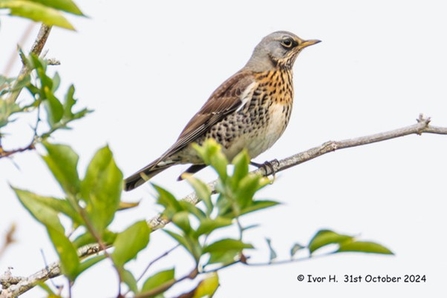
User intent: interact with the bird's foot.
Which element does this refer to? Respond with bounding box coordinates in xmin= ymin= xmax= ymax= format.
xmin=250 ymin=159 xmax=278 ymax=181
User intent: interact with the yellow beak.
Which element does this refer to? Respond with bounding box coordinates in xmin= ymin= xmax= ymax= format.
xmin=299 ymin=39 xmax=321 ymax=50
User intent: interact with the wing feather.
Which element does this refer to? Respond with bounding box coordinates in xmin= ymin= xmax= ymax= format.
xmin=153 ymin=70 xmax=256 ymax=164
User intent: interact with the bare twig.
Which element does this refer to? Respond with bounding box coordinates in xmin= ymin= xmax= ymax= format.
xmin=3 ymin=23 xmax=35 ymax=77
xmin=2 ymin=115 xmax=447 ymax=297
xmin=0 ymin=224 xmax=16 ymax=260
xmin=254 ymin=114 xmax=443 ymax=176
xmin=0 ymin=143 xmax=36 ymax=158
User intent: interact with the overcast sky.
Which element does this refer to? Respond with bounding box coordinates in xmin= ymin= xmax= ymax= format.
xmin=1 ymin=1 xmax=447 ymax=297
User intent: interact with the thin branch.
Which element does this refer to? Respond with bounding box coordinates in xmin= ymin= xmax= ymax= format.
xmin=254 ymin=114 xmax=445 ymax=176
xmin=135 ymin=244 xmax=180 ymax=283
xmin=3 ymin=23 xmax=35 ymax=77
xmin=246 ymin=250 xmax=341 ymax=267
xmin=0 ymin=261 xmax=61 ymax=297
xmin=0 ymin=142 xmax=36 ymax=158
xmin=3 ymin=115 xmax=447 ymax=297
xmin=8 ymin=24 xmax=52 ymax=104
xmin=0 ymin=224 xmax=16 ymax=260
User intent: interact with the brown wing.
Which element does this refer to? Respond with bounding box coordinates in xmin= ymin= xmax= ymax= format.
xmin=124 ymin=70 xmax=256 ymax=190
xmin=151 ymin=70 xmax=257 ymax=165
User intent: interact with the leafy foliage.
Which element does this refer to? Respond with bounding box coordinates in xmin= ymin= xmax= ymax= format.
xmin=156 ymin=140 xmax=276 ymax=268
xmin=0 ymin=54 xmax=91 ymax=158
xmin=10 ymin=138 xmax=393 ymax=297
xmin=13 ymin=143 xmax=134 ymax=282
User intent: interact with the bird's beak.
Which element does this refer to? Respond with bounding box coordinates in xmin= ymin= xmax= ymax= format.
xmin=298 ymin=39 xmax=321 ymax=50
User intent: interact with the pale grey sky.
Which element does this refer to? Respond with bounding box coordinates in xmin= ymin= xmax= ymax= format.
xmin=1 ymin=1 xmax=446 ymax=297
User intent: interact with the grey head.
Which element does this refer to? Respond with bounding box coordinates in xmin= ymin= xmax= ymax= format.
xmin=244 ymin=31 xmax=320 ymax=72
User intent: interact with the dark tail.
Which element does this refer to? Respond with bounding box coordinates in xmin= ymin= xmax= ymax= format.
xmin=177 ymin=164 xmax=207 ymax=181
xmin=124 ymin=163 xmax=172 ymax=191
xmin=125 ymin=162 xmax=209 ymax=191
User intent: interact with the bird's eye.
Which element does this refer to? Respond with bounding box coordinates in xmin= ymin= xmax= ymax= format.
xmin=280 ymin=37 xmax=295 ymax=48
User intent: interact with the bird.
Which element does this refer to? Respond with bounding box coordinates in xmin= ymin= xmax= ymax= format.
xmin=125 ymin=31 xmax=320 ymax=191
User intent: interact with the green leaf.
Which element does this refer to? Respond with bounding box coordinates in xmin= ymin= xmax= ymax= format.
xmin=77 ymin=254 xmax=107 ymax=276
xmin=141 ymin=268 xmax=175 ymax=293
xmin=2 ymin=1 xmax=77 ymax=30
xmin=191 ymin=272 xmax=219 ymax=298
xmin=179 ymin=200 xmax=206 ymax=220
xmin=13 ymin=187 xmax=81 ymax=280
xmin=308 ymin=229 xmax=354 ymax=255
xmin=235 ymin=174 xmax=267 ymax=207
xmin=164 ymin=230 xmax=190 ymax=251
xmin=44 ymin=87 xmax=64 ymax=126
xmin=203 ymin=239 xmax=253 ymax=254
xmin=0 ymin=98 xmax=22 ymax=128
xmin=164 ymin=229 xmax=201 ymax=261
xmin=206 ymin=250 xmax=238 ymax=266
xmin=13 ymin=188 xmax=65 ymax=233
xmin=209 ymin=153 xmax=228 ymax=181
xmin=122 ymin=269 xmax=138 ymax=295
xmin=36 ymin=281 xmax=61 ymax=297
xmin=81 ymin=145 xmax=123 ymax=237
xmin=112 ymin=220 xmax=150 ymax=267
xmin=230 ymin=149 xmax=250 ymax=187
xmin=266 ymin=238 xmax=277 ymax=262
xmin=22 ymin=192 xmax=82 ymax=227
xmin=30 ymin=55 xmax=52 ymax=88
xmin=52 ymin=71 xmax=61 ymax=92
xmin=184 ymin=175 xmax=212 ymax=216
xmin=40 ymin=85 xmax=92 ymax=138
xmin=240 ymin=199 xmax=280 ymax=216
xmin=337 ymin=241 xmax=394 ymax=255
xmin=73 ymin=229 xmax=117 ymax=248
xmin=154 ymin=184 xmax=183 ymax=216
xmin=11 ymin=73 xmax=31 ymax=92
xmin=195 ymin=217 xmax=233 ymax=237
xmin=47 ymin=226 xmax=79 ymax=281
xmin=215 ymin=192 xmax=232 ymax=217
xmin=29 ymin=53 xmax=46 ymax=71
xmin=32 ymin=0 xmax=84 ymax=15
xmin=192 ymin=140 xmax=228 ymax=180
xmin=171 ymin=211 xmax=192 ymax=236
xmin=42 ymin=142 xmax=80 ymax=195
xmin=63 ymin=85 xmax=91 ymax=122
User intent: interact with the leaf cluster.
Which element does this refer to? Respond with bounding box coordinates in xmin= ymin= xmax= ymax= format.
xmin=13 ymin=142 xmax=152 ymax=296
xmin=142 ymin=140 xmax=278 ymax=296
xmin=1 ymin=54 xmax=91 ymax=157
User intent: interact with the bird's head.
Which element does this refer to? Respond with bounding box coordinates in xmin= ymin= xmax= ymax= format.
xmin=246 ymin=31 xmax=320 ymax=71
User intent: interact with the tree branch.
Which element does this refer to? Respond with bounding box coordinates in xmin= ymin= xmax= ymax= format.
xmin=8 ymin=24 xmax=52 ymax=104
xmin=2 ymin=114 xmax=446 ymax=297
xmin=254 ymin=114 xmax=444 ymax=176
